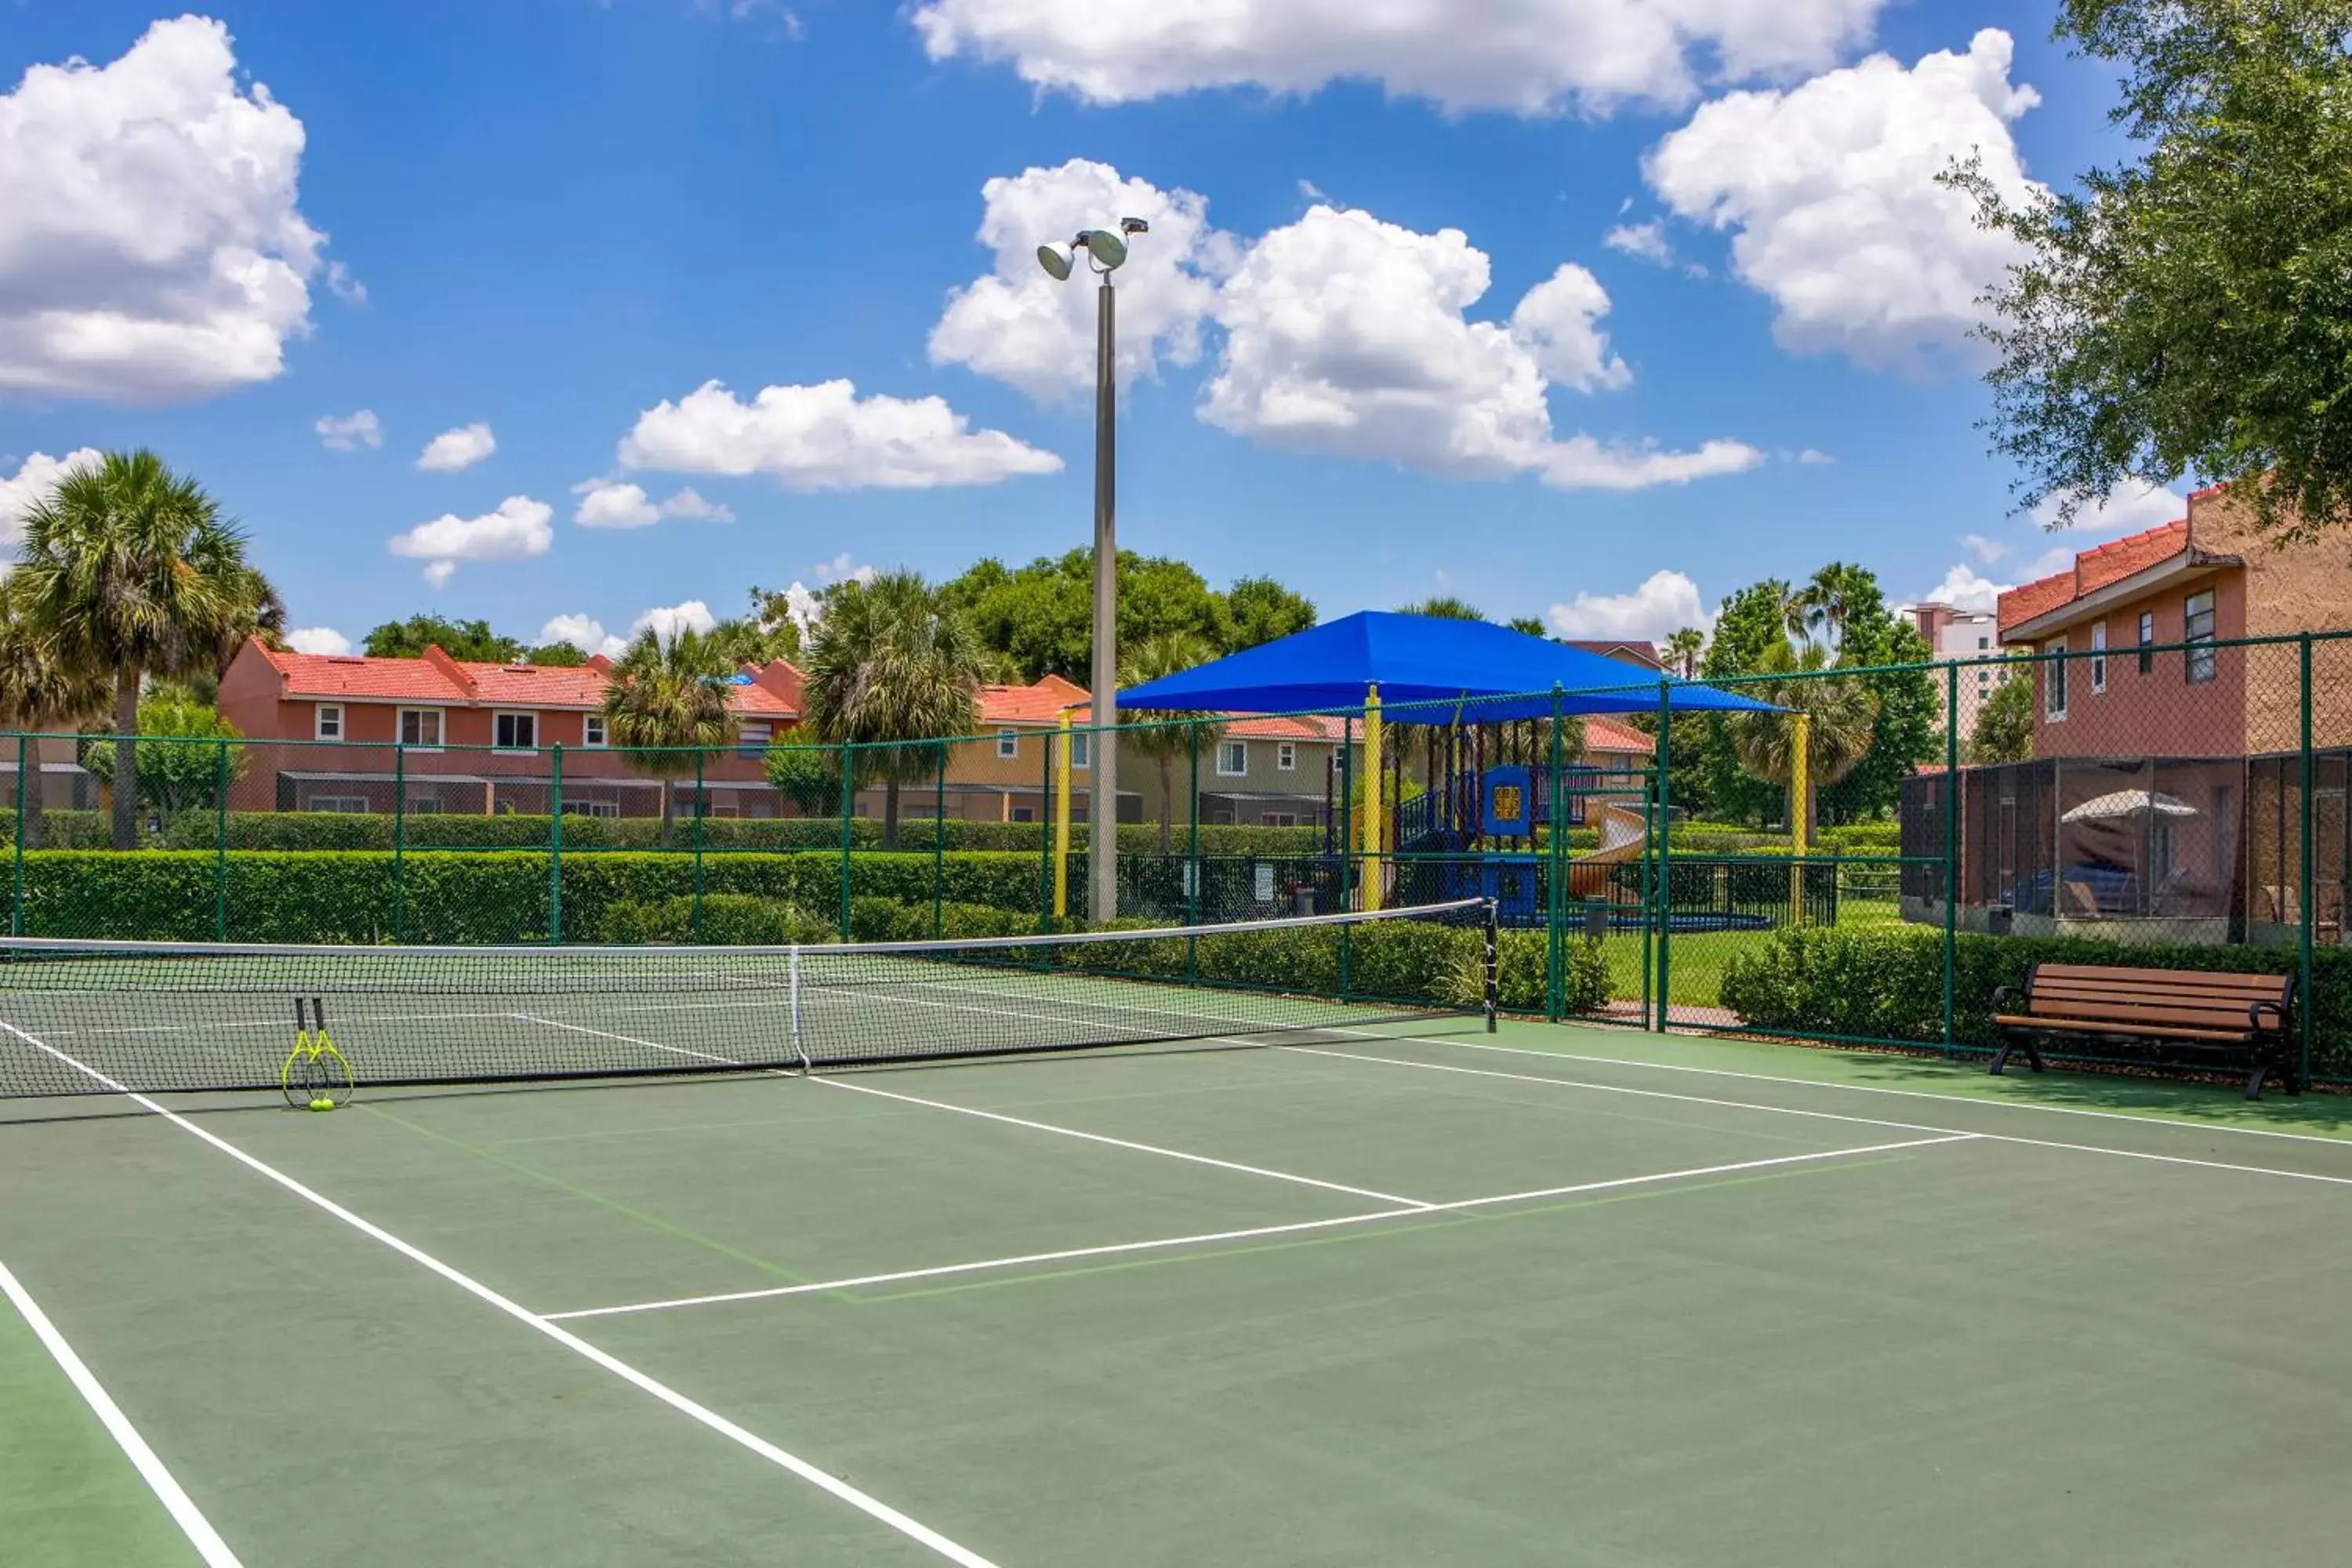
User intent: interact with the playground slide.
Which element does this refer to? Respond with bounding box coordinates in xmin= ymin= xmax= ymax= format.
xmin=1565 ymin=800 xmax=1648 ymax=902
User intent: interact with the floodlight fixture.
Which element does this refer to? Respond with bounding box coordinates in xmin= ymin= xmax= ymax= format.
xmin=1082 ymin=228 xmax=1128 ymax=270
xmin=1119 ymin=216 xmax=1149 ymax=236
xmin=1036 ymin=243 xmax=1073 ymax=281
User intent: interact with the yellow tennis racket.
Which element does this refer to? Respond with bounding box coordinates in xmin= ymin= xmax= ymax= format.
xmin=281 ymin=997 xmax=354 ymax=1111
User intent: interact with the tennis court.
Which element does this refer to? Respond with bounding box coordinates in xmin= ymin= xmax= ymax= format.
xmin=5 ymin=911 xmax=2351 ymax=1566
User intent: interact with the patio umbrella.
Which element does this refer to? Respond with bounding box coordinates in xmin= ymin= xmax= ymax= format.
xmin=2061 ymin=789 xmax=2199 ymax=824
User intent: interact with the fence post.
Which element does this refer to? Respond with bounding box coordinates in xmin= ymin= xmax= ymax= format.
xmin=1362 ymin=685 xmax=1384 ymax=913
xmin=550 ymin=744 xmax=564 ymax=945
xmin=837 ymin=744 xmax=854 ymax=941
xmin=691 ymin=753 xmax=706 ymax=945
xmin=1186 ymin=720 xmax=1201 ymax=930
xmin=1037 ymin=726 xmax=1054 ymax=932
xmin=393 ymin=742 xmax=407 ymax=942
xmin=2299 ymin=633 xmax=2316 ymax=1084
xmin=1654 ymin=681 xmax=1672 ymax=1032
xmin=933 ymin=739 xmax=946 ymax=938
xmin=1053 ymin=712 xmax=1072 ymax=921
xmin=1941 ymin=662 xmax=1959 ymax=1055
xmin=11 ymin=734 xmax=24 ymax=938
xmin=214 ymin=738 xmax=229 ymax=940
xmin=1547 ymin=686 xmax=1565 ymax=1022
xmin=1338 ymin=714 xmax=1355 ymax=1000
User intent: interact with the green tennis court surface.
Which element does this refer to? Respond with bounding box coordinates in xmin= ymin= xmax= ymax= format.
xmin=5 ymin=1018 xmax=2350 ymax=1566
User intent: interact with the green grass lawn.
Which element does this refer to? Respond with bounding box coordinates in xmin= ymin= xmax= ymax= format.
xmin=1588 ymin=893 xmax=1905 ymax=1014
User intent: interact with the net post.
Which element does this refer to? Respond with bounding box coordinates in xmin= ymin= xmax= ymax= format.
xmin=837 ymin=743 xmax=854 ymax=942
xmin=1653 ymin=679 xmax=1672 ymax=1033
xmin=932 ymin=737 xmax=946 ymax=938
xmin=214 ymin=736 xmax=229 ymax=940
xmin=789 ymin=946 xmax=810 ymax=1073
xmin=1942 ymin=660 xmax=1959 ymax=1056
xmin=393 ymin=742 xmax=407 ymax=942
xmin=1483 ymin=898 xmax=1500 ymax=1033
xmin=10 ymin=733 xmax=24 ymax=937
xmin=550 ymin=743 xmax=564 ymax=945
xmin=2299 ymin=633 xmax=2316 ymax=1085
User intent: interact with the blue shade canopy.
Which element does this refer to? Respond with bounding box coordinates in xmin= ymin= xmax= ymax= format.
xmin=1118 ymin=612 xmax=1780 ymax=719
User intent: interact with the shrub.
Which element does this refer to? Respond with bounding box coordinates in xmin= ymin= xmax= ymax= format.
xmin=1718 ymin=924 xmax=2352 ymax=1080
xmin=598 ymin=895 xmax=833 ymax=946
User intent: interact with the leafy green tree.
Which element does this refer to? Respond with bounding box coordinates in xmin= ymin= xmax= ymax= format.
xmin=1506 ymin=616 xmax=1548 ymax=637
xmin=1971 ymin=664 xmax=2038 ymax=763
xmin=0 ymin=608 xmax=111 ymax=847
xmin=1396 ymin=597 xmax=1486 ymax=620
xmin=763 ymin=724 xmax=845 ymax=817
xmin=1117 ymin=631 xmax=1225 ymax=852
xmin=1661 ymin=627 xmax=1706 ymax=677
xmin=802 ymin=570 xmax=985 ymax=848
xmin=601 ymin=626 xmax=737 ymax=840
xmin=706 ymin=613 xmax=797 ymax=669
xmin=1815 ymin=577 xmax=1936 ymax=824
xmin=1699 ymin=582 xmax=1798 ymax=822
xmin=1798 ymin=563 xmax=1875 ymax=652
xmin=363 ymin=614 xmax=522 ymax=662
xmin=1224 ymin=576 xmax=1316 ymax=652
xmin=525 ymin=642 xmax=588 ymax=667
xmin=11 ymin=451 xmax=279 ymax=848
xmin=79 ymin=696 xmax=247 ymax=820
xmin=1946 ymin=0 xmax=2352 ymax=537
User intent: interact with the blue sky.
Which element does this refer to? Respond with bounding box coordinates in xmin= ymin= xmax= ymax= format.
xmin=0 ymin=1 xmax=2184 ymax=660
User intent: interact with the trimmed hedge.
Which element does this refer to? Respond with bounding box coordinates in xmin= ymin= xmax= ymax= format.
xmin=0 ymin=810 xmax=117 ymax=849
xmin=1718 ymin=924 xmax=2352 ymax=1080
xmin=147 ymin=811 xmax=1323 ymax=857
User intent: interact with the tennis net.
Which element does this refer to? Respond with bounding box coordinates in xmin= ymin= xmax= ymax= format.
xmin=0 ymin=899 xmax=1495 ymax=1098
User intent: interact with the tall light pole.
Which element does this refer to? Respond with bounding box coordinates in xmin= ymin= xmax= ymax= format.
xmin=1038 ymin=216 xmax=1146 ymax=924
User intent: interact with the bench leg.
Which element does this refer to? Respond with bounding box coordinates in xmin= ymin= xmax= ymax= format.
xmin=1989 ymin=1042 xmax=2012 ymax=1076
xmin=1990 ymin=1037 xmax=2043 ymax=1077
xmin=2245 ymin=1062 xmax=2270 ymax=1102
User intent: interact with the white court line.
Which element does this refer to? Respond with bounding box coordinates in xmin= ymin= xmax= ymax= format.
xmin=0 ymin=1020 xmax=1003 ymax=1568
xmin=521 ymin=1011 xmax=1439 ymax=1211
xmin=546 ymin=1133 xmax=1974 ymax=1322
xmin=0 ymin=1256 xmax=245 ymax=1568
xmin=1282 ymin=1046 xmax=2352 ymax=1189
xmin=1422 ymin=1033 xmax=2352 ymax=1149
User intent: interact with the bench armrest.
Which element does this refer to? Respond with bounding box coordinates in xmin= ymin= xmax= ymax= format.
xmin=1991 ymin=984 xmax=2024 ymax=1014
xmin=2250 ymin=1000 xmax=2288 ymax=1033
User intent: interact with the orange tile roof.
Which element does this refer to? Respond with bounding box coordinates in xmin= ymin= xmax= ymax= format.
xmin=1582 ymin=717 xmax=1655 ymax=757
xmin=255 ymin=640 xmax=799 ymax=719
xmin=260 ymin=644 xmax=470 ymax=702
xmin=978 ymin=673 xmax=1090 ymax=725
xmin=1996 ymin=517 xmax=2191 ymax=633
xmin=456 ymin=660 xmax=611 ymax=709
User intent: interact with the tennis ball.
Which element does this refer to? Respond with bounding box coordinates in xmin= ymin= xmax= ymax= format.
xmin=308 ymin=1098 xmax=337 ymax=1112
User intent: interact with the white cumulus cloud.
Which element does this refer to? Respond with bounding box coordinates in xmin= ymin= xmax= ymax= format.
xmin=314 ymin=410 xmax=380 ymax=451
xmin=813 ymin=552 xmax=877 ymax=586
xmin=618 ymin=379 xmax=1062 ymax=489
xmin=387 ymin=495 xmax=553 ymax=586
xmin=285 ymin=626 xmax=352 ymax=655
xmin=632 ymin=600 xmax=718 ymax=643
xmin=1548 ymin=569 xmax=1714 ymax=642
xmin=928 ymin=158 xmax=1231 ymax=402
xmin=569 ymin=477 xmax=737 ymax=528
xmin=1203 ymin=205 xmax=1755 ymax=488
xmin=1643 ymin=29 xmax=2042 ymax=372
xmin=2030 ymin=478 xmax=2187 ymax=536
xmin=536 ymin=612 xmax=628 ymax=661
xmin=0 ymin=16 xmax=328 ymax=402
xmin=910 ymin=0 xmax=1891 ymax=116
xmin=769 ymin=582 xmax=826 ymax=642
xmin=417 ymin=422 xmax=495 ymax=472
xmin=1603 ymin=221 xmax=1675 ymax=266
xmin=1921 ymin=563 xmax=2010 ymax=615
xmin=0 ymin=448 xmax=101 ymax=547
xmin=1960 ymin=532 xmax=2006 ymax=564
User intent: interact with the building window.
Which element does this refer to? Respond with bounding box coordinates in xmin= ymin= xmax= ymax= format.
xmin=2089 ymin=623 xmax=2107 ymax=694
xmin=1261 ymin=811 xmax=1301 ymax=827
xmin=561 ymin=799 xmax=619 ymax=818
xmin=1069 ymin=731 xmax=1090 ymax=768
xmin=583 ymin=713 xmax=607 ymax=747
xmin=736 ymin=720 xmax=771 ymax=760
xmin=1216 ymin=740 xmax=1247 ymax=776
xmin=493 ymin=712 xmax=537 ymax=751
xmin=399 ymin=709 xmax=443 ymax=749
xmin=1010 ymin=805 xmax=1036 ymax=823
xmin=1276 ymin=742 xmax=1298 ymax=771
xmin=1976 ymin=637 xmax=1990 ymax=651
xmin=2184 ymin=590 xmax=2216 ymax=683
xmin=408 ymin=797 xmax=443 ymax=815
xmin=2138 ymin=612 xmax=2156 ymax=675
xmin=314 ymin=703 xmax=343 ymax=742
xmin=306 ymin=795 xmax=370 ymax=814
xmin=996 ymin=729 xmax=1018 ymax=760
xmin=2045 ymin=641 xmax=2068 ymax=720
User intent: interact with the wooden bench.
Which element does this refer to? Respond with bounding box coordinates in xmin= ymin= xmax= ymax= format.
xmin=1991 ymin=964 xmax=2299 ymax=1099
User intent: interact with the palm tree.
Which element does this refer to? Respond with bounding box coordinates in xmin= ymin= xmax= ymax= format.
xmin=1396 ymin=597 xmax=1486 ymax=621
xmin=1118 ymin=631 xmax=1224 ymax=853
xmin=11 ymin=452 xmax=278 ymax=848
xmin=1661 ymin=627 xmax=1706 ymax=679
xmin=601 ymin=626 xmax=738 ymax=841
xmin=1726 ymin=639 xmax=1881 ymax=844
xmin=800 ymin=570 xmax=985 ymax=850
xmin=1800 ymin=562 xmax=1871 ymax=653
xmin=0 ymin=605 xmax=110 ymax=848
